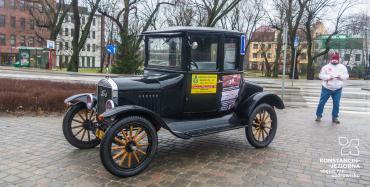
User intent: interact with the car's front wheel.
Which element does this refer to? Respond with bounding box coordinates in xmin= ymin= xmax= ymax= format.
xmin=100 ymin=116 xmax=158 ymax=177
xmin=245 ymin=104 xmax=277 ymax=148
xmin=62 ymin=103 xmax=100 ymax=149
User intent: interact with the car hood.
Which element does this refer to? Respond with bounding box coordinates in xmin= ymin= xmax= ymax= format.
xmin=111 ymin=73 xmax=183 ymax=91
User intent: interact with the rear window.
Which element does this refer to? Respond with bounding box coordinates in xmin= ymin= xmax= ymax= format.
xmin=224 ymin=38 xmax=237 ymax=70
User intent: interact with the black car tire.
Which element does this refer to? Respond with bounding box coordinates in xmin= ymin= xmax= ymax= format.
xmin=100 ymin=116 xmax=158 ymax=177
xmin=62 ymin=103 xmax=100 ymax=149
xmin=245 ymin=104 xmax=277 ymax=148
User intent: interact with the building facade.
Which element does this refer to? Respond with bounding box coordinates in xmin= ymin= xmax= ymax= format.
xmin=0 ymin=0 xmax=49 ymax=66
xmin=56 ymin=8 xmax=104 ymax=69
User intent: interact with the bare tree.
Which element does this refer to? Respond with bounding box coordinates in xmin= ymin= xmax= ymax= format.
xmin=269 ymin=0 xmax=285 ymax=78
xmin=67 ymin=0 xmax=102 ymax=72
xmin=28 ymin=0 xmax=71 ymax=42
xmin=304 ymin=0 xmax=354 ymax=79
xmin=166 ymin=0 xmax=195 ymax=26
xmin=193 ymin=0 xmax=242 ymax=27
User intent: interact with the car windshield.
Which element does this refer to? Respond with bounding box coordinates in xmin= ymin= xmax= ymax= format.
xmin=148 ymin=37 xmax=182 ymax=68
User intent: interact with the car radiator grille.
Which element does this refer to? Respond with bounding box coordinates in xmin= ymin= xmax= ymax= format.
xmin=97 ymin=85 xmax=112 ymax=114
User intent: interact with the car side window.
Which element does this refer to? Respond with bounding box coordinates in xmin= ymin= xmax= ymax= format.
xmin=148 ymin=37 xmax=182 ymax=68
xmin=190 ymin=36 xmax=218 ymax=71
xmin=224 ymin=38 xmax=237 ymax=70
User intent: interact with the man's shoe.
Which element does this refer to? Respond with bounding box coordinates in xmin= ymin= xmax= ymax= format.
xmin=332 ymin=118 xmax=340 ymax=124
xmin=315 ymin=117 xmax=321 ymax=122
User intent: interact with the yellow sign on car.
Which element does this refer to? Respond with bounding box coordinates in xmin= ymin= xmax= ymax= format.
xmin=191 ymin=74 xmax=217 ymax=94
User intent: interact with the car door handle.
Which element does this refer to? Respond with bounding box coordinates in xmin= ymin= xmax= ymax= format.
xmin=218 ymin=80 xmax=223 ymax=83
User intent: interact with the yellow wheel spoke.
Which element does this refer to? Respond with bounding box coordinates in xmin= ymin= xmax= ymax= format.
xmin=261 ymin=129 xmax=265 ymax=140
xmin=81 ymin=129 xmax=86 ymax=141
xmin=136 ymin=148 xmax=147 ymax=156
xmin=129 ymin=126 xmax=133 ymax=140
xmin=114 ymin=137 xmax=126 ymax=146
xmin=133 ymin=152 xmax=140 ymax=163
xmin=261 ymin=111 xmax=265 ymax=122
xmin=111 ymin=146 xmax=125 ymax=150
xmin=119 ymin=152 xmax=128 ymax=167
xmin=128 ymin=153 xmax=132 ymax=168
xmin=133 ymin=128 xmax=142 ymax=139
xmin=77 ymin=112 xmax=86 ymax=121
xmin=137 ymin=143 xmax=149 ymax=147
xmin=120 ymin=130 xmax=129 ymax=143
xmin=112 ymin=150 xmax=126 ymax=160
xmin=135 ymin=133 xmax=147 ymax=143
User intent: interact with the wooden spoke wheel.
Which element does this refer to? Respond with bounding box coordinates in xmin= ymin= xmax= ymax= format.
xmin=63 ymin=103 xmax=100 ymax=149
xmin=100 ymin=116 xmax=158 ymax=177
xmin=246 ymin=104 xmax=277 ymax=148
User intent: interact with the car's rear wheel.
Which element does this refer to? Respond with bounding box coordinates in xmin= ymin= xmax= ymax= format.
xmin=100 ymin=116 xmax=158 ymax=177
xmin=245 ymin=104 xmax=277 ymax=148
xmin=62 ymin=103 xmax=100 ymax=149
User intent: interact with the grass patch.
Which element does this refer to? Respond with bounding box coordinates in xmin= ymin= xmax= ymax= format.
xmin=0 ymin=78 xmax=95 ymax=114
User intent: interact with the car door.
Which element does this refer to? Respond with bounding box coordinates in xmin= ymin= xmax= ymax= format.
xmin=183 ymin=34 xmax=223 ymax=114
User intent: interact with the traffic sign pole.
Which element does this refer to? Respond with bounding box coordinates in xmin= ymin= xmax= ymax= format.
xmin=292 ymin=36 xmax=299 ymax=86
xmin=282 ymin=24 xmax=288 ymax=101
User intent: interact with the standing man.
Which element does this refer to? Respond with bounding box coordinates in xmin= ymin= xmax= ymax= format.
xmin=315 ymin=52 xmax=349 ymax=124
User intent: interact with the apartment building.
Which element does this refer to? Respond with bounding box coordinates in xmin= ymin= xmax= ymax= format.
xmin=56 ymin=7 xmax=104 ymax=69
xmin=0 ymin=0 xmax=48 ymax=66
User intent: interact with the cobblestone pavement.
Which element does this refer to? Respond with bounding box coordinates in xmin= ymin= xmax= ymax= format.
xmin=0 ymin=108 xmax=369 ymax=187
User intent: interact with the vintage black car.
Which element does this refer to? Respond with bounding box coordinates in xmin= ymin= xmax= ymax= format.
xmin=63 ymin=27 xmax=284 ymax=177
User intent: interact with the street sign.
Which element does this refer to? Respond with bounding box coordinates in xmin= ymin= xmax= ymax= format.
xmin=240 ymin=35 xmax=246 ymax=55
xmin=106 ymin=44 xmax=117 ymax=55
xmin=294 ymin=36 xmax=299 ymax=48
xmin=46 ymin=40 xmax=55 ymax=49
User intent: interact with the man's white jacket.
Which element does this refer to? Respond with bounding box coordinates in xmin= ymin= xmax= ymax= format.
xmin=319 ymin=63 xmax=349 ymax=91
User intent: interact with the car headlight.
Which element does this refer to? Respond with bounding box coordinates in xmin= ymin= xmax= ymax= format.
xmin=106 ymin=99 xmax=115 ymax=111
xmin=86 ymin=94 xmax=94 ymax=109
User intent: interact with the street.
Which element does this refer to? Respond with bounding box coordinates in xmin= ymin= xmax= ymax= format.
xmin=0 ymin=108 xmax=369 ymax=187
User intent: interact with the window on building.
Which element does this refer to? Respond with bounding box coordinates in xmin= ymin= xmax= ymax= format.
xmin=30 ymin=19 xmax=35 ymax=30
xmin=71 ymin=28 xmax=74 ymax=36
xmin=260 ymin=54 xmax=264 ymax=58
xmin=82 ymin=45 xmax=85 ymax=51
xmin=10 ymin=34 xmax=16 ymax=46
xmin=81 ymin=56 xmax=85 ymax=67
xmin=71 ymin=15 xmax=74 ymax=23
xmin=28 ymin=37 xmax=34 ymax=47
xmin=10 ymin=16 xmax=15 ymax=28
xmin=65 ymin=28 xmax=68 ymax=36
xmin=28 ymin=2 xmax=34 ymax=10
xmin=92 ymin=44 xmax=96 ymax=52
xmin=0 ymin=0 xmax=4 ymax=8
xmin=20 ymin=18 xmax=25 ymax=30
xmin=92 ymin=31 xmax=95 ymax=39
xmin=252 ymin=53 xmax=257 ymax=58
xmin=65 ymin=15 xmax=69 ymax=22
xmin=261 ymin=44 xmax=265 ymax=49
xmin=92 ymin=57 xmax=95 ymax=68
xmin=38 ymin=3 xmax=43 ymax=13
xmin=344 ymin=54 xmax=350 ymax=61
xmin=87 ymin=44 xmax=90 ymax=51
xmin=355 ymin=54 xmax=361 ymax=61
xmin=81 ymin=16 xmax=85 ymax=24
xmin=59 ymin=42 xmax=63 ymax=50
xmin=20 ymin=35 xmax=25 ymax=46
xmin=88 ymin=32 xmax=90 ymax=38
xmin=65 ymin=42 xmax=69 ymax=50
xmin=0 ymin=15 xmax=5 ymax=27
xmin=87 ymin=57 xmax=90 ymax=67
xmin=253 ymin=44 xmax=258 ymax=49
xmin=267 ymin=53 xmax=271 ymax=58
xmin=268 ymin=44 xmax=272 ymax=49
xmin=93 ymin=18 xmax=96 ymax=26
xmin=19 ymin=0 xmax=25 ymax=11
xmin=0 ymin=34 xmax=5 ymax=46
xmin=65 ymin=56 xmax=69 ymax=65
xmin=10 ymin=0 xmax=16 ymax=9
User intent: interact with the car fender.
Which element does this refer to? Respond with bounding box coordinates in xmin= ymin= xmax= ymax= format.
xmin=64 ymin=93 xmax=96 ymax=107
xmin=235 ymin=92 xmax=284 ymax=123
xmin=101 ymin=105 xmax=169 ymax=132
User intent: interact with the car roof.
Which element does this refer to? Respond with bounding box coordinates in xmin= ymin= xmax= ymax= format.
xmin=143 ymin=26 xmax=243 ymax=35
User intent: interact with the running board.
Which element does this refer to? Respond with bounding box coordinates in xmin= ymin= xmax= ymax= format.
xmin=163 ymin=113 xmax=244 ymax=139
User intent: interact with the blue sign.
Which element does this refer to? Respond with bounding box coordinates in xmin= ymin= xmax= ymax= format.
xmin=106 ymin=44 xmax=117 ymax=55
xmin=240 ymin=35 xmax=246 ymax=55
xmin=294 ymin=36 xmax=299 ymax=48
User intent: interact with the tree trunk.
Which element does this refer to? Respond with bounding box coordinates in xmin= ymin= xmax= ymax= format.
xmin=273 ymin=31 xmax=282 ymax=78
xmin=67 ymin=0 xmax=80 ymax=72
